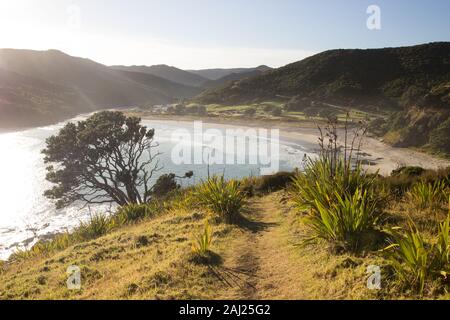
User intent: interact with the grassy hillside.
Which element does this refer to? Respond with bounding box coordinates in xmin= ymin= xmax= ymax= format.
xmin=202 ymin=69 xmax=270 ymax=89
xmin=195 ymin=43 xmax=449 ymax=110
xmin=116 ymin=70 xmax=203 ymax=99
xmin=187 ymin=65 xmax=272 ymax=81
xmin=111 ymin=64 xmax=209 ymax=87
xmin=195 ymin=43 xmax=450 ymax=154
xmin=0 ymin=49 xmax=204 ymax=128
xmin=0 ymin=68 xmax=88 ymax=128
xmin=1 ymin=165 xmax=449 ymax=300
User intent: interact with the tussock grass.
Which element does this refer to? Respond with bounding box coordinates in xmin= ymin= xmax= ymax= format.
xmin=194 ymin=176 xmax=246 ymax=224
xmin=291 ymin=157 xmax=385 ymax=252
xmin=75 ymin=213 xmax=112 ymax=240
xmin=408 ymin=180 xmax=447 ymax=210
xmin=384 ymin=215 xmax=450 ymax=295
xmin=113 ymin=202 xmax=160 ymax=225
xmin=191 ymin=220 xmax=213 ymax=256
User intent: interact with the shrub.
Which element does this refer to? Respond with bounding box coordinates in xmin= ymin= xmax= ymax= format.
xmin=292 ymin=157 xmax=379 ymax=212
xmin=381 ymin=166 xmax=450 ymax=199
xmin=191 ymin=221 xmax=213 ymax=256
xmin=195 ymin=176 xmax=245 ymax=223
xmin=239 ymin=176 xmax=258 ymax=197
xmin=408 ymin=180 xmax=447 ymax=210
xmin=291 ymin=157 xmax=384 ymax=252
xmin=73 ymin=213 xmax=112 ymax=240
xmin=151 ymin=174 xmax=180 ymax=198
xmin=384 ymin=215 xmax=450 ymax=295
xmin=255 ymin=171 xmax=294 ymax=193
xmin=113 ymin=203 xmax=157 ymax=225
xmin=306 ymin=187 xmax=382 ymax=252
xmin=391 ymin=166 xmax=426 ymax=177
xmin=150 ymin=171 xmax=193 ymax=199
xmin=384 ymin=224 xmax=431 ymax=294
xmin=382 ymin=174 xmax=418 ymax=198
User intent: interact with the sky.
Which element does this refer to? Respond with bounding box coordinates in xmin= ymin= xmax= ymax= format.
xmin=0 ymin=0 xmax=448 ymax=69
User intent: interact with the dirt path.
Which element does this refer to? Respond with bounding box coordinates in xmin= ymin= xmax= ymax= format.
xmin=218 ymin=193 xmax=309 ymax=300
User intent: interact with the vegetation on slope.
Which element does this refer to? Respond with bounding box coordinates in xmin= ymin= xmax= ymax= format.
xmin=1 ymin=164 xmax=448 ymax=299
xmin=0 ymin=68 xmax=88 ymax=128
xmin=187 ymin=65 xmax=272 ymax=81
xmin=195 ymin=43 xmax=449 ymax=111
xmin=110 ymin=64 xmax=209 ymax=87
xmin=195 ymin=42 xmax=450 ymax=154
xmin=1 ymin=127 xmax=449 ymax=299
xmin=0 ymin=50 xmax=204 ymax=128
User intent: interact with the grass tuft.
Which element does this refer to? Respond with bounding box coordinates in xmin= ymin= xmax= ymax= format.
xmin=408 ymin=180 xmax=447 ymax=210
xmin=191 ymin=220 xmax=213 ymax=256
xmin=291 ymin=157 xmax=385 ymax=252
xmin=194 ymin=176 xmax=246 ymax=224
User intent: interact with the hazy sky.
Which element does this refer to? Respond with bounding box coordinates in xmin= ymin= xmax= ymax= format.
xmin=0 ymin=0 xmax=448 ymax=69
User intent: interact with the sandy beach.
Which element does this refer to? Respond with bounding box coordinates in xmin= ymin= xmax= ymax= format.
xmin=137 ymin=113 xmax=450 ymax=176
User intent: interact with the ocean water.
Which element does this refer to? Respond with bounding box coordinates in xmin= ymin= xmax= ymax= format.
xmin=0 ymin=116 xmax=316 ymax=260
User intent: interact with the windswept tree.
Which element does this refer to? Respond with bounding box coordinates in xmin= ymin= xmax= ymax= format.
xmin=43 ymin=111 xmax=174 ymax=208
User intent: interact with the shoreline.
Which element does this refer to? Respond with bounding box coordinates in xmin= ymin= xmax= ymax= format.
xmin=135 ymin=113 xmax=450 ymax=176
xmin=2 ymin=111 xmax=450 ymax=176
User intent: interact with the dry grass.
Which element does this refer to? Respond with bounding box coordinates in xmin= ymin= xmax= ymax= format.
xmin=0 ymin=185 xmax=448 ymax=300
xmin=214 ymin=193 xmax=385 ymax=300
xmin=0 ymin=208 xmax=236 ymax=300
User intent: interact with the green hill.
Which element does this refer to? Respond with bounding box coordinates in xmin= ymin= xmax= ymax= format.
xmin=0 ymin=68 xmax=89 ymax=128
xmin=0 ymin=49 xmax=204 ymax=128
xmin=116 ymin=70 xmax=203 ymax=99
xmin=195 ymin=43 xmax=450 ymax=154
xmin=187 ymin=65 xmax=272 ymax=80
xmin=202 ymin=69 xmax=270 ymax=89
xmin=111 ymin=64 xmax=209 ymax=87
xmin=195 ymin=42 xmax=449 ymax=111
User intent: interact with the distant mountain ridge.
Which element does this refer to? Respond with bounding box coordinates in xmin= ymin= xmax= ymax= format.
xmin=111 ymin=64 xmax=208 ymax=87
xmin=187 ymin=65 xmax=272 ymax=80
xmin=110 ymin=64 xmax=273 ymax=90
xmin=202 ymin=69 xmax=271 ymax=88
xmin=0 ymin=49 xmax=203 ymax=128
xmin=195 ymin=42 xmax=450 ymax=111
xmin=194 ymin=42 xmax=450 ymax=154
xmin=0 ymin=67 xmax=86 ymax=128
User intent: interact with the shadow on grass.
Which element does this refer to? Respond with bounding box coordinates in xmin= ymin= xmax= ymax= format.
xmin=188 ymin=250 xmax=223 ymax=266
xmin=232 ymin=208 xmax=278 ymax=233
xmin=188 ymin=250 xmax=257 ymax=291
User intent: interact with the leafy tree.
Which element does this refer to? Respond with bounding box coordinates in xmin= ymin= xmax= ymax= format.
xmin=43 ymin=111 xmax=164 ymax=208
xmin=151 ymin=171 xmax=194 ymax=198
